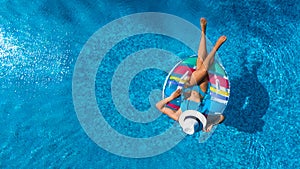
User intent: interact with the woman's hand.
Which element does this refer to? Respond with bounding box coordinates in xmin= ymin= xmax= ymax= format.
xmin=170 ymin=89 xmax=182 ymax=99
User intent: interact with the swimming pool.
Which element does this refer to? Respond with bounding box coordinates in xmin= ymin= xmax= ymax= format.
xmin=1 ymin=0 xmax=299 ymax=168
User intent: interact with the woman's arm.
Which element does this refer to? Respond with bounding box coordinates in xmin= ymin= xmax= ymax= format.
xmin=155 ymin=96 xmax=174 ymax=112
xmin=156 ymin=89 xmax=182 ymax=121
xmin=156 ymin=89 xmax=181 ymax=111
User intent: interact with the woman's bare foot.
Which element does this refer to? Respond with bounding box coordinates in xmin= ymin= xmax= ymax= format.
xmin=203 ymin=114 xmax=225 ymax=132
xmin=200 ymin=18 xmax=207 ymax=34
xmin=213 ymin=35 xmax=227 ymax=51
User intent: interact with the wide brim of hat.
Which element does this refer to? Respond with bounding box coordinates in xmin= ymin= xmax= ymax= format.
xmin=178 ymin=110 xmax=207 ymax=130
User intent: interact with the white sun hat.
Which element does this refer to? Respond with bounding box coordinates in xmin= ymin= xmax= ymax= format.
xmin=178 ymin=110 xmax=207 ymax=135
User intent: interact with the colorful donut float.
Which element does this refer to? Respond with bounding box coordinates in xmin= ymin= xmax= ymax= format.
xmin=162 ymin=55 xmax=230 ymax=138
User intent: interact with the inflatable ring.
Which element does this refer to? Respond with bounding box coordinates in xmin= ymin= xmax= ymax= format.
xmin=162 ymin=55 xmax=230 ymax=135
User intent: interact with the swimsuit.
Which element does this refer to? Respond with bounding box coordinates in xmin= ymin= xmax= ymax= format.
xmin=180 ymin=84 xmax=210 ymax=114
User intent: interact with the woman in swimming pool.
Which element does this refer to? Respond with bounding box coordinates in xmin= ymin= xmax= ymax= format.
xmin=156 ymin=18 xmax=226 ymax=132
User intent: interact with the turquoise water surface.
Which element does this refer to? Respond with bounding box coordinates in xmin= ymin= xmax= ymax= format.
xmin=0 ymin=0 xmax=299 ymax=168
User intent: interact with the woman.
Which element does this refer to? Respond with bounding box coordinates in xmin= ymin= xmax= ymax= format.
xmin=156 ymin=18 xmax=226 ymax=132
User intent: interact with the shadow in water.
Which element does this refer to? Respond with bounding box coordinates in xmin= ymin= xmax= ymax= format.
xmin=223 ymin=61 xmax=270 ymax=133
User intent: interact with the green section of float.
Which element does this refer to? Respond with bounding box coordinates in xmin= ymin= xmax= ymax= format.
xmin=209 ymin=63 xmax=226 ymax=76
xmin=182 ymin=57 xmax=197 ymax=66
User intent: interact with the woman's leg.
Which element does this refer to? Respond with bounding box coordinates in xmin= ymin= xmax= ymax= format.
xmin=196 ymin=18 xmax=207 ymax=69
xmin=202 ymin=36 xmax=227 ymax=71
xmin=188 ymin=36 xmax=227 ymax=86
xmin=196 ymin=18 xmax=209 ymax=94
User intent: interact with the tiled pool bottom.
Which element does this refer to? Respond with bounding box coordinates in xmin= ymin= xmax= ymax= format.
xmin=1 ymin=0 xmax=299 ymax=168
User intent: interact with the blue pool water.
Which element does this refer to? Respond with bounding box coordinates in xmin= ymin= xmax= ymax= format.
xmin=1 ymin=0 xmax=299 ymax=168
